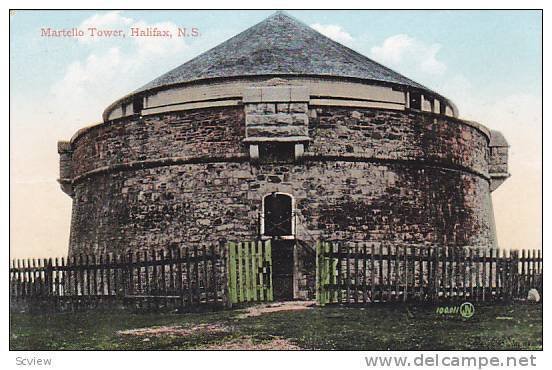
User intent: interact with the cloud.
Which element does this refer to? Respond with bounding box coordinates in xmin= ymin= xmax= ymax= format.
xmin=50 ymin=47 xmax=126 ymax=123
xmin=310 ymin=23 xmax=353 ymax=45
xmin=78 ymin=11 xmax=187 ymax=53
xmin=78 ymin=11 xmax=133 ymax=44
xmin=469 ymin=93 xmax=542 ymax=169
xmin=438 ymin=76 xmax=542 ymax=250
xmin=130 ymin=20 xmax=187 ymax=55
xmin=50 ymin=12 xmax=190 ymax=124
xmin=370 ymin=34 xmax=541 ymax=251
xmin=483 ymin=92 xmax=542 ymax=250
xmin=370 ymin=34 xmax=447 ymax=76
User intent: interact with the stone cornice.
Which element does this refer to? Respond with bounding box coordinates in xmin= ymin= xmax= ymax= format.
xmin=70 ymin=153 xmax=490 ymax=186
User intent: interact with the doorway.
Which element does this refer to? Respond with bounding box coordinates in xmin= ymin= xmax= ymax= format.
xmin=262 ymin=193 xmax=295 ymax=300
xmin=263 ymin=193 xmax=293 ymax=237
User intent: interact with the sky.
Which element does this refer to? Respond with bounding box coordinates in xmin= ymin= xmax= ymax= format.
xmin=9 ymin=10 xmax=542 ymax=258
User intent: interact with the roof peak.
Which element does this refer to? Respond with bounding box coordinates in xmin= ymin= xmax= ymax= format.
xmin=127 ymin=12 xmax=448 ymax=103
xmin=267 ymin=10 xmax=293 ymax=18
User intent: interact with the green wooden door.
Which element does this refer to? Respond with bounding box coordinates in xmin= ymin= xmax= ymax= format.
xmin=227 ymin=241 xmax=273 ymax=304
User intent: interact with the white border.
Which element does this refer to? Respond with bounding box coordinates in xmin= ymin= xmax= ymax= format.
xmin=2 ymin=2 xmax=547 ymax=370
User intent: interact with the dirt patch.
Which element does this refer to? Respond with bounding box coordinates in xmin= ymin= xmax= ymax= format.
xmin=202 ymin=336 xmax=301 ymax=350
xmin=237 ymin=301 xmax=315 ymax=319
xmin=116 ymin=323 xmax=228 ymax=337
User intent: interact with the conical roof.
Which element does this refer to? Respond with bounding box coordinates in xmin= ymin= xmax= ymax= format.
xmin=135 ymin=11 xmax=439 ymax=96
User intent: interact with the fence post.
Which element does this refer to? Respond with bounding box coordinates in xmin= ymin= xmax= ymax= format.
xmin=326 ymin=242 xmax=332 ymax=304
xmin=242 ymin=242 xmax=250 ymax=302
xmin=385 ymin=245 xmax=391 ymax=302
xmin=501 ymin=249 xmax=507 ymax=300
xmin=394 ymin=245 xmax=400 ymax=302
xmin=252 ymin=241 xmax=260 ymax=302
xmin=531 ymin=249 xmax=537 ymax=290
xmin=210 ymin=244 xmax=218 ymax=305
xmin=462 ymin=247 xmax=468 ymax=299
xmin=495 ymin=248 xmax=501 ymax=300
xmin=219 ymin=241 xmax=227 ymax=307
xmin=434 ymin=247 xmax=439 ymax=303
xmin=370 ymin=244 xmax=375 ymax=303
xmin=426 ymin=247 xmax=433 ymax=302
xmin=403 ymin=245 xmax=408 ymax=302
xmin=45 ymin=258 xmax=53 ymax=299
xmin=475 ymin=248 xmax=480 ymax=302
xmin=227 ymin=242 xmax=237 ymax=306
xmin=537 ymin=249 xmax=542 ymax=294
xmin=315 ymin=241 xmax=321 ymax=305
xmin=265 ymin=240 xmax=273 ymax=302
xmin=514 ymin=249 xmax=519 ymax=299
xmin=353 ymin=243 xmax=359 ymax=303
xmin=468 ymin=248 xmax=474 ymax=300
xmin=332 ymin=242 xmax=338 ymax=303
xmin=256 ymin=241 xmax=264 ymax=302
xmin=363 ymin=244 xmax=368 ymax=304
xmin=127 ymin=250 xmax=133 ymax=297
xmin=446 ymin=247 xmax=452 ymax=301
xmin=488 ymin=248 xmax=494 ymax=300
xmin=481 ymin=248 xmax=487 ymax=301
xmin=347 ymin=243 xmax=352 ymax=303
xmin=175 ymin=246 xmax=183 ymax=307
xmin=338 ymin=242 xmax=344 ymax=303
xmin=418 ymin=246 xmax=424 ymax=301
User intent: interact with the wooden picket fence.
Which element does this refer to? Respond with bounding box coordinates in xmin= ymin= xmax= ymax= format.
xmin=316 ymin=242 xmax=543 ymax=305
xmin=9 ymin=240 xmax=543 ymax=312
xmin=10 ymin=244 xmax=229 ymax=312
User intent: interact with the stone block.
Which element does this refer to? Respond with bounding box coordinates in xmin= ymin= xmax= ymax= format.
xmin=245 ymin=114 xmax=261 ymax=126
xmin=291 ymin=113 xmax=309 ymax=126
xmin=290 ymin=86 xmax=309 ymax=102
xmin=261 ymin=86 xmax=291 ymax=102
xmin=289 ymin=103 xmax=308 ymax=113
xmin=274 ymin=113 xmax=293 ymax=125
xmin=246 ymin=125 xmax=308 ymax=137
xmin=277 ymin=103 xmax=290 ymax=113
xmin=244 ymin=104 xmax=259 ymax=114
xmin=262 ymin=103 xmax=276 ymax=114
xmin=57 ymin=140 xmax=72 ymax=154
xmin=242 ymin=87 xmax=262 ymax=103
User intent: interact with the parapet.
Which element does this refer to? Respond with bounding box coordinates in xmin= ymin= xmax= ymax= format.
xmin=489 ymin=130 xmax=510 ymax=191
xmin=57 ymin=140 xmax=73 ymax=196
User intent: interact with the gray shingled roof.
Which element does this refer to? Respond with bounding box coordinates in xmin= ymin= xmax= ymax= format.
xmin=134 ymin=11 xmax=442 ymax=97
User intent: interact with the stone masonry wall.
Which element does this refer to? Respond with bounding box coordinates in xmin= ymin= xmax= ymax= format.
xmin=69 ymin=160 xmax=495 ymax=256
xmin=68 ymin=106 xmax=489 ymax=180
xmin=70 ymin=106 xmax=245 ymax=179
xmin=308 ymin=107 xmax=489 ymax=177
xmin=66 ymin=105 xmax=496 ymax=257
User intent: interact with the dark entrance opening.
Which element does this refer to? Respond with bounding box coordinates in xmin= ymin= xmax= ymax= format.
xmin=263 ymin=193 xmax=292 ymax=236
xmin=271 ymin=240 xmax=295 ymax=300
xmin=263 ymin=193 xmax=294 ymax=300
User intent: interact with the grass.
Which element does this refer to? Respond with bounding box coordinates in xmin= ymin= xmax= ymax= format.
xmin=9 ymin=302 xmax=542 ymax=350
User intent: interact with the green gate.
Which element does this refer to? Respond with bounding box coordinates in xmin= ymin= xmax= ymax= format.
xmin=227 ymin=241 xmax=274 ymax=305
xmin=316 ymin=241 xmax=338 ymax=306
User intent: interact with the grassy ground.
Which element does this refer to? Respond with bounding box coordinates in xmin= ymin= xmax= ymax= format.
xmin=10 ymin=302 xmax=542 ymax=350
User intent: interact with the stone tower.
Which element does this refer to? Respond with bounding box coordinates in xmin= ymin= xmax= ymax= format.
xmin=58 ymin=12 xmax=509 ymax=299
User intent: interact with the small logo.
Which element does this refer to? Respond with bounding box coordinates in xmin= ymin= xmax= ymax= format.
xmin=435 ymin=302 xmax=475 ymax=319
xmin=460 ymin=302 xmax=475 ymax=318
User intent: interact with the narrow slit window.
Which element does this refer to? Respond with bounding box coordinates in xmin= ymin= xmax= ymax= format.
xmin=133 ymin=97 xmax=143 ymax=114
xmin=409 ymin=92 xmax=422 ymax=110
